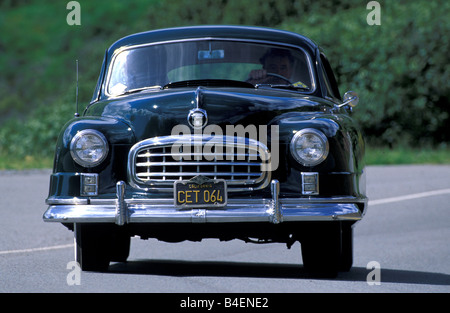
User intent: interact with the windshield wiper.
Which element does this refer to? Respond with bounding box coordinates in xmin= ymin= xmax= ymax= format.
xmin=121 ymin=85 xmax=162 ymax=95
xmin=255 ymin=84 xmax=309 ymax=91
xmin=163 ymin=79 xmax=255 ymax=89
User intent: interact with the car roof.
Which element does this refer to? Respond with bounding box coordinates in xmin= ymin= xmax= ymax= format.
xmin=107 ymin=25 xmax=319 ymax=56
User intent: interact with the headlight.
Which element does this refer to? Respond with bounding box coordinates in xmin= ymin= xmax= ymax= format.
xmin=70 ymin=129 xmax=109 ymax=167
xmin=290 ymin=128 xmax=329 ymax=166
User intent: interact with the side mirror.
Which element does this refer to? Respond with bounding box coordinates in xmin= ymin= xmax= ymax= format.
xmin=341 ymin=91 xmax=359 ymax=108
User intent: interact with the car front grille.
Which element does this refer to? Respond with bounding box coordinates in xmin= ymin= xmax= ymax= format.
xmin=128 ymin=135 xmax=271 ymax=192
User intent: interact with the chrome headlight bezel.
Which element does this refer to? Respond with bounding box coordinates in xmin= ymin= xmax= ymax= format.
xmin=290 ymin=128 xmax=329 ymax=167
xmin=70 ymin=129 xmax=109 ymax=168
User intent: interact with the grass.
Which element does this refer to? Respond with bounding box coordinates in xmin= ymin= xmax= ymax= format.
xmin=0 ymin=155 xmax=53 ymax=171
xmin=0 ymin=146 xmax=448 ymax=171
xmin=365 ymin=146 xmax=450 ymax=165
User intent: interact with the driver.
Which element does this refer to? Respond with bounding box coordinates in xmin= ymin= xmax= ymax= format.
xmin=247 ymin=48 xmax=294 ymax=84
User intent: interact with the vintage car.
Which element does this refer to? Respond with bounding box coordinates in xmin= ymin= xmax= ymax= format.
xmin=43 ymin=25 xmax=367 ymax=275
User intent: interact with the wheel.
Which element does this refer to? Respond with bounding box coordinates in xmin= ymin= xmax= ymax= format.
xmin=74 ymin=223 xmax=112 ymax=272
xmin=300 ymin=223 xmax=341 ymax=277
xmin=339 ymin=223 xmax=354 ymax=272
xmin=301 ymin=222 xmax=355 ymax=276
xmin=109 ymin=227 xmax=131 ymax=263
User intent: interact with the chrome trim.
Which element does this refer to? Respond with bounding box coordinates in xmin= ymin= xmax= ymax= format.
xmin=115 ymin=181 xmax=127 ymax=226
xmin=70 ymin=129 xmax=109 ymax=168
xmin=44 ymin=205 xmax=116 ymax=222
xmin=46 ymin=196 xmax=89 ymax=205
xmin=104 ymin=37 xmax=317 ymax=98
xmin=339 ymin=91 xmax=359 ymax=108
xmin=192 ymin=209 xmax=207 ymax=223
xmin=46 ymin=195 xmax=367 ymax=206
xmin=270 ymin=180 xmax=282 ymax=224
xmin=43 ymin=180 xmax=365 ymax=224
xmin=187 ymin=108 xmax=208 ymax=129
xmin=80 ymin=173 xmax=99 ymax=196
xmin=127 ymin=135 xmax=271 ymax=192
xmin=301 ymin=172 xmax=319 ymax=195
xmin=43 ymin=202 xmax=363 ymax=224
xmin=188 ymin=87 xmax=208 ymax=129
xmin=290 ymin=128 xmax=329 ymax=167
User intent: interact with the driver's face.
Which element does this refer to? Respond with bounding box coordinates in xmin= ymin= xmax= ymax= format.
xmin=264 ymin=56 xmax=292 ymax=79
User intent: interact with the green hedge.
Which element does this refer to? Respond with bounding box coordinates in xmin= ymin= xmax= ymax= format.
xmin=0 ymin=0 xmax=448 ymax=162
xmin=281 ymin=0 xmax=449 ymax=147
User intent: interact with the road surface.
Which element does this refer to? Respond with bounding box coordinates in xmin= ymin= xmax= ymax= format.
xmin=1 ymin=165 xmax=449 ymax=294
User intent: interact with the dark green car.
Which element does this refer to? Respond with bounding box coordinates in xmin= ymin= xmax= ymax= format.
xmin=44 ymin=26 xmax=367 ymax=275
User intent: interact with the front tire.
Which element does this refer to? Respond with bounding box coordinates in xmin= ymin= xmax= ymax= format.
xmin=110 ymin=227 xmax=131 ymax=263
xmin=74 ymin=223 xmax=112 ymax=272
xmin=301 ymin=222 xmax=353 ymax=277
xmin=339 ymin=223 xmax=353 ymax=272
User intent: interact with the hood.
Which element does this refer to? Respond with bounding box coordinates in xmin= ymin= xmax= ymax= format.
xmin=85 ymin=87 xmax=331 ymax=141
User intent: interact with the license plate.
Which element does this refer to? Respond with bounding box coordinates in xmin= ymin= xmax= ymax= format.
xmin=174 ymin=176 xmax=227 ymax=208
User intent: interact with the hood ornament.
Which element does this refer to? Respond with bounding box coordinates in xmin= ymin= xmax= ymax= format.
xmin=187 ymin=87 xmax=208 ymax=129
xmin=188 ymin=108 xmax=208 ymax=129
xmin=188 ymin=175 xmax=213 ymax=185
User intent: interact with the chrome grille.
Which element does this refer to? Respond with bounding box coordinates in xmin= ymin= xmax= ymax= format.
xmin=128 ymin=135 xmax=271 ymax=192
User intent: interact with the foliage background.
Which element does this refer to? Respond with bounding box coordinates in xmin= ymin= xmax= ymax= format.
xmin=0 ymin=0 xmax=449 ymax=168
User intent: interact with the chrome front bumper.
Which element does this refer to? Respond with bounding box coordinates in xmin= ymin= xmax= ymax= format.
xmin=43 ymin=180 xmax=365 ymax=225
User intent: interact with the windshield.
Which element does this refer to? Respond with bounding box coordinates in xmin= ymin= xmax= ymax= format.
xmin=107 ymin=40 xmax=314 ymax=96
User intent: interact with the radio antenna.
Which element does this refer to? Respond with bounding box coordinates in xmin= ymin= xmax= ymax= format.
xmin=74 ymin=59 xmax=80 ymax=117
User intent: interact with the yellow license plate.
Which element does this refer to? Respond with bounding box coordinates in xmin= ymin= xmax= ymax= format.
xmin=174 ymin=179 xmax=227 ymax=208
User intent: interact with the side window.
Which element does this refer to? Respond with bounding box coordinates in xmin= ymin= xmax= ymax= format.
xmin=320 ymin=53 xmax=341 ymax=101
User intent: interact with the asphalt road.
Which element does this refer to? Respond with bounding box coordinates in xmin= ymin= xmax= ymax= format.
xmin=1 ymin=165 xmax=449 ymax=294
